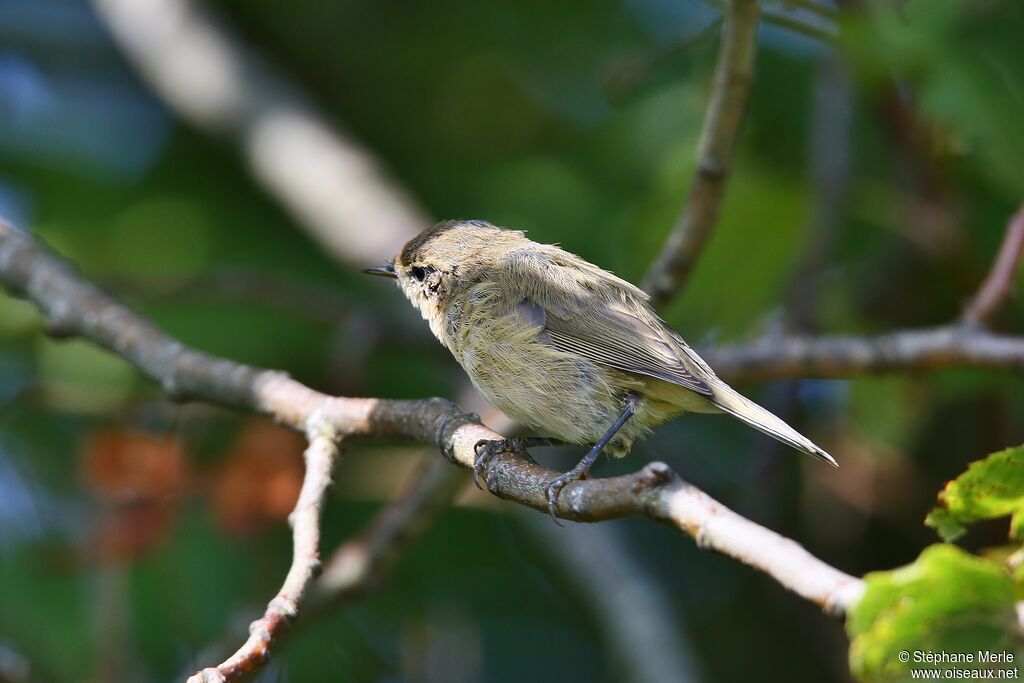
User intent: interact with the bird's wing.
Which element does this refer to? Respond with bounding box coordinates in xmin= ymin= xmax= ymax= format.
xmin=505 ymin=248 xmax=713 ymax=396
xmin=524 ymin=298 xmax=713 ymax=396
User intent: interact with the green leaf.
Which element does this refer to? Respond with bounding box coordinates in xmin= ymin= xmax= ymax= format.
xmin=925 ymin=444 xmax=1024 ymax=542
xmin=848 ymin=545 xmax=1023 ymax=683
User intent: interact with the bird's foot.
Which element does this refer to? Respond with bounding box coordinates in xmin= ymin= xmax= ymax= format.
xmin=472 ymin=437 xmax=562 ymax=491
xmin=472 ymin=438 xmax=513 ymax=490
xmin=545 ymin=464 xmax=591 ymax=526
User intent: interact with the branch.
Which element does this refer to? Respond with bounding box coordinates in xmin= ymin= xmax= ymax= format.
xmin=470 ymin=404 xmax=704 ymax=683
xmin=962 ymin=202 xmax=1024 ymax=327
xmin=704 ymin=325 xmax=1024 ymax=382
xmin=0 ymin=220 xmax=863 ymax=673
xmin=6 ymin=214 xmax=1024 ymax=666
xmin=90 ymin=0 xmax=426 ymax=264
xmin=642 ymin=0 xmax=761 ymax=307
xmin=175 ymin=456 xmax=463 ymax=682
xmin=189 ymin=424 xmax=340 ymax=683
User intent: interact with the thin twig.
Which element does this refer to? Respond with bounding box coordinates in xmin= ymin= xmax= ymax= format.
xmin=642 ymin=0 xmax=761 ymax=307
xmin=188 ymin=422 xmax=340 ymax=683
xmin=175 ymin=456 xmax=463 ymax=683
xmin=962 ymin=202 xmax=1024 ymax=327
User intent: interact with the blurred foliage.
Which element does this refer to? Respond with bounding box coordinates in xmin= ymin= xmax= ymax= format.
xmin=0 ymin=0 xmax=1022 ymax=681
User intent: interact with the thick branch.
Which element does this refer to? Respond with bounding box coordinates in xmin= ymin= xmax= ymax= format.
xmin=642 ymin=0 xmax=761 ymax=307
xmin=962 ymin=202 xmax=1024 ymax=327
xmin=189 ymin=423 xmax=340 ymax=683
xmin=0 ymin=220 xmax=862 ymax=633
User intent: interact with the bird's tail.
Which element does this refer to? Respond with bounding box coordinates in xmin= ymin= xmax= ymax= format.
xmin=711 ymin=384 xmax=838 ymax=467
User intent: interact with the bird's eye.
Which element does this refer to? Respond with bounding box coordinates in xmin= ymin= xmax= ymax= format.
xmin=411 ymin=265 xmax=429 ymax=282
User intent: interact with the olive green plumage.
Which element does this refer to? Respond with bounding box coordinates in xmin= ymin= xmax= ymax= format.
xmin=379 ymin=219 xmax=837 ymax=468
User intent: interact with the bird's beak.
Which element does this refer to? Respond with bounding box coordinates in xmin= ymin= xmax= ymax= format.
xmin=362 ymin=262 xmax=397 ymax=279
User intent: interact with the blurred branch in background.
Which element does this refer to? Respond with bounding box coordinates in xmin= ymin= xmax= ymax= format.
xmin=0 ymin=645 xmax=33 ymax=683
xmin=643 ymin=0 xmax=761 ymax=307
xmin=89 ymin=0 xmax=426 ymax=264
xmin=109 ymin=268 xmax=357 ymax=327
xmin=525 ymin=519 xmax=706 ymax=683
xmin=783 ymin=55 xmax=852 ymax=334
xmin=961 ymin=203 xmax=1024 ymax=328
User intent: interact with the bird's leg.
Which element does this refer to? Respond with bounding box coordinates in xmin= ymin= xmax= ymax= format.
xmin=473 ymin=437 xmax=564 ymax=490
xmin=545 ymin=397 xmax=637 ymax=524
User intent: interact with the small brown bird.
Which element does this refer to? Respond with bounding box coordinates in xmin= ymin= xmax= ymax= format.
xmin=366 ymin=220 xmax=837 ymax=517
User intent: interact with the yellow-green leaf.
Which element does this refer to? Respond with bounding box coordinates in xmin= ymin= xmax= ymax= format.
xmin=925 ymin=445 xmax=1024 ymax=542
xmin=848 ymin=545 xmax=1023 ymax=683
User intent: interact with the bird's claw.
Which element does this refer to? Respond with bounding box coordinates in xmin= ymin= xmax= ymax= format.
xmin=473 ymin=439 xmax=516 ymax=491
xmin=545 ymin=471 xmax=584 ymax=526
xmin=545 ymin=478 xmax=567 ymax=526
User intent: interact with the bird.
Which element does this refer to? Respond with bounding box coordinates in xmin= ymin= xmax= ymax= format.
xmin=365 ymin=219 xmax=837 ymax=519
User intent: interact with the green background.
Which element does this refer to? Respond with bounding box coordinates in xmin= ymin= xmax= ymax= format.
xmin=1 ymin=1 xmax=1023 ymax=681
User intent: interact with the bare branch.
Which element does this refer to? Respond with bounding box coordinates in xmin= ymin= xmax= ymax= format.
xmin=962 ymin=202 xmax=1024 ymax=327
xmin=7 ymin=213 xmax=1024 ymax=648
xmin=90 ymin=0 xmax=426 ymax=264
xmin=11 ymin=206 xmax=1024 ymax=675
xmin=642 ymin=0 xmax=761 ymax=307
xmin=704 ymin=325 xmax=1024 ymax=382
xmin=0 ymin=220 xmax=863 ymax=635
xmin=176 ymin=456 xmax=464 ymax=682
xmin=473 ymin=404 xmax=704 ymax=683
xmin=189 ymin=423 xmax=340 ymax=683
